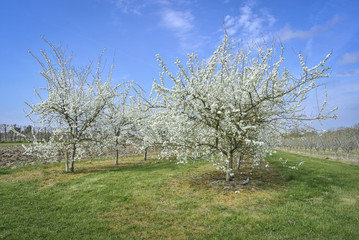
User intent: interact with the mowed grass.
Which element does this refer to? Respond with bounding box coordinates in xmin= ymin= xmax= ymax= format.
xmin=0 ymin=151 xmax=358 ymax=239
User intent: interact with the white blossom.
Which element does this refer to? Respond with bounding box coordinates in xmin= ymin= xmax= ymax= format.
xmin=25 ymin=38 xmax=115 ymax=172
xmin=150 ymin=33 xmax=336 ymax=181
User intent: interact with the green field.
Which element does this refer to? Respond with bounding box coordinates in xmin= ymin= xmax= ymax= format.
xmin=0 ymin=151 xmax=358 ymax=239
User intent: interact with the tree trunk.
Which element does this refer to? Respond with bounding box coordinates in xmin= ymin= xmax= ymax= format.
xmin=236 ymin=152 xmax=243 ymax=178
xmin=70 ymin=144 xmax=76 ymax=172
xmin=65 ymin=150 xmax=69 ymax=173
xmin=70 ymin=159 xmax=75 ymax=172
xmin=44 ymin=127 xmax=47 ymax=141
xmin=4 ymin=125 xmax=7 ymax=142
xmin=226 ymin=152 xmax=234 ymax=182
xmin=236 ymin=152 xmax=243 ymax=170
xmin=115 ymin=150 xmax=119 ymax=165
xmin=144 ymin=147 xmax=148 ymax=161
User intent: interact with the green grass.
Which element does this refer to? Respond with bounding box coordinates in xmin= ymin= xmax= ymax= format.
xmin=282 ymin=147 xmax=359 ymax=161
xmin=0 ymin=141 xmax=32 ymax=146
xmin=1 ymin=151 xmax=358 ymax=239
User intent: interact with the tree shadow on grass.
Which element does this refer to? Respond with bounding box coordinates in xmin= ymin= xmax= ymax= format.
xmin=182 ymin=164 xmax=286 ymax=193
xmin=72 ymin=158 xmax=183 ymax=175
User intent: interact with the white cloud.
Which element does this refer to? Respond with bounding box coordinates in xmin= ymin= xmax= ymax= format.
xmin=160 ymin=8 xmax=194 ymax=34
xmin=223 ymin=5 xmax=276 ymax=42
xmin=335 ymin=69 xmax=359 ymax=77
xmin=158 ymin=7 xmax=205 ymax=50
xmin=222 ymin=6 xmax=340 ymax=45
xmin=155 ymin=0 xmax=171 ymax=6
xmin=107 ymin=0 xmax=203 ymax=50
xmin=337 ymin=52 xmax=359 ymax=65
xmin=276 ymin=24 xmax=314 ymax=41
xmin=108 ymin=0 xmax=146 ymax=15
xmin=276 ymin=15 xmax=340 ymax=42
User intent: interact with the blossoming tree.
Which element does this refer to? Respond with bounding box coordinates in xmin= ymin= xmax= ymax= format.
xmin=151 ymin=34 xmax=337 ymax=181
xmin=25 ymin=38 xmax=115 ymax=172
xmin=99 ymin=82 xmax=146 ymax=165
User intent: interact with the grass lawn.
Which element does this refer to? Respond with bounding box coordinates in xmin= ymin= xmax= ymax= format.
xmin=0 ymin=151 xmax=358 ymax=239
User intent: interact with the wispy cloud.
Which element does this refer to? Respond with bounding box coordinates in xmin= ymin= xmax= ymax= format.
xmin=160 ymin=8 xmax=194 ymax=34
xmin=158 ymin=5 xmax=205 ymax=51
xmin=335 ymin=69 xmax=359 ymax=77
xmin=222 ymin=5 xmax=340 ymax=45
xmin=107 ymin=0 xmax=203 ymax=50
xmin=337 ymin=51 xmax=359 ymax=65
xmin=107 ymin=0 xmax=147 ymax=15
xmin=276 ymin=15 xmax=340 ymax=42
xmin=223 ymin=5 xmax=276 ymax=42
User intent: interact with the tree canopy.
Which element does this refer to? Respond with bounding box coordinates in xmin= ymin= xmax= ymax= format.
xmin=150 ymin=34 xmax=337 ymax=181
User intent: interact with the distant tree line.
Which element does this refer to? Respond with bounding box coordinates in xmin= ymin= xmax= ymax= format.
xmin=0 ymin=124 xmax=51 ymax=142
xmin=280 ymin=124 xmax=359 ymax=160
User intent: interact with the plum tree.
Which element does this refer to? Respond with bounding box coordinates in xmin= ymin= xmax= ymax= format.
xmin=151 ymin=34 xmax=337 ymax=181
xmin=25 ymin=38 xmax=115 ymax=172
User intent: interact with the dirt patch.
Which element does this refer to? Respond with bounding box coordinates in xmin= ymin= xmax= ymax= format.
xmin=0 ymin=144 xmax=159 ymax=169
xmin=0 ymin=145 xmax=38 ymax=168
xmin=187 ymin=165 xmax=285 ymax=193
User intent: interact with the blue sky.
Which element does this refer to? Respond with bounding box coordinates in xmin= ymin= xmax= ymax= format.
xmin=0 ymin=0 xmax=358 ymax=130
